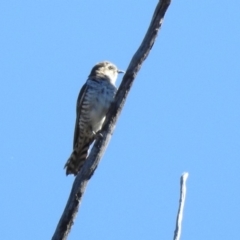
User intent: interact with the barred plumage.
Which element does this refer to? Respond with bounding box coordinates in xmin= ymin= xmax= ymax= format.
xmin=64 ymin=61 xmax=124 ymax=175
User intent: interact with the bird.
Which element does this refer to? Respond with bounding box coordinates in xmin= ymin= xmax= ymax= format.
xmin=64 ymin=61 xmax=124 ymax=175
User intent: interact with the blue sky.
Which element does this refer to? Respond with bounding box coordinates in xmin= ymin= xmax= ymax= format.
xmin=1 ymin=1 xmax=240 ymax=239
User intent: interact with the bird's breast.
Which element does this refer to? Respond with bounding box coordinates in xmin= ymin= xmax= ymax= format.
xmin=85 ymin=80 xmax=117 ymax=132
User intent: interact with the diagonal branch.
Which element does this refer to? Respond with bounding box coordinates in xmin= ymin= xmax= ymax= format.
xmin=52 ymin=1 xmax=171 ymax=239
xmin=173 ymin=172 xmax=189 ymax=240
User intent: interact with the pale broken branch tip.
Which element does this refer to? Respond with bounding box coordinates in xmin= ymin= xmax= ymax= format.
xmin=173 ymin=172 xmax=189 ymax=240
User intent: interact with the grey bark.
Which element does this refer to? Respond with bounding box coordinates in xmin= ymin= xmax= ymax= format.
xmin=52 ymin=1 xmax=171 ymax=239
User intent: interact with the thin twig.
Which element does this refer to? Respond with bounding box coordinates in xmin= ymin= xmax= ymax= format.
xmin=52 ymin=1 xmax=171 ymax=239
xmin=173 ymin=172 xmax=189 ymax=240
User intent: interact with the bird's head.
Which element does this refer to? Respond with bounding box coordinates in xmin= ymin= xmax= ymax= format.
xmin=88 ymin=61 xmax=124 ymax=85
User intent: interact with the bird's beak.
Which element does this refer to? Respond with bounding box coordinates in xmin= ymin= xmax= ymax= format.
xmin=117 ymin=69 xmax=125 ymax=74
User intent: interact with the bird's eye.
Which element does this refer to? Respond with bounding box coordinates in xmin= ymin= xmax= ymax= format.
xmin=108 ymin=65 xmax=114 ymax=70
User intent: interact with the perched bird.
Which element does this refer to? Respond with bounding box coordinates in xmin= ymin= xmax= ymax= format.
xmin=64 ymin=61 xmax=124 ymax=175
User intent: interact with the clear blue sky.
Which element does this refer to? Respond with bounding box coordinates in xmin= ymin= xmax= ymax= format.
xmin=1 ymin=1 xmax=239 ymax=239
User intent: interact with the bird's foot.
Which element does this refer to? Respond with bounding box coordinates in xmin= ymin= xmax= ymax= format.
xmin=92 ymin=130 xmax=103 ymax=139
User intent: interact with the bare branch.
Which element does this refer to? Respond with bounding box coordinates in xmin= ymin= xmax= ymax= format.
xmin=52 ymin=1 xmax=171 ymax=239
xmin=173 ymin=172 xmax=189 ymax=240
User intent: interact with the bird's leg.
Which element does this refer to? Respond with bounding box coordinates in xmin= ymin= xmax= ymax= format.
xmin=92 ymin=130 xmax=103 ymax=139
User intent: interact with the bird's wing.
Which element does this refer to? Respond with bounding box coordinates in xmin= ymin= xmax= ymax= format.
xmin=73 ymin=82 xmax=88 ymax=149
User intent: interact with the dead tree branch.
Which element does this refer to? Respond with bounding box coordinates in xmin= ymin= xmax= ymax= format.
xmin=52 ymin=1 xmax=171 ymax=239
xmin=173 ymin=172 xmax=189 ymax=240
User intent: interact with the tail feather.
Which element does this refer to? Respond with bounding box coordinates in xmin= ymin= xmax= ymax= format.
xmin=64 ymin=139 xmax=93 ymax=176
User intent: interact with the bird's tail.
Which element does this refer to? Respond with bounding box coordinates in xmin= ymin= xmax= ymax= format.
xmin=64 ymin=139 xmax=93 ymax=176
